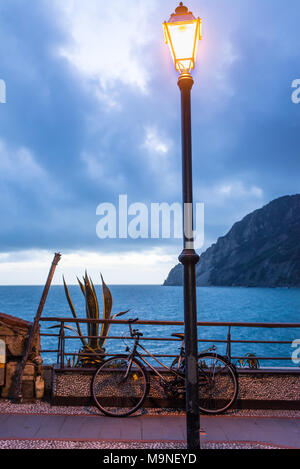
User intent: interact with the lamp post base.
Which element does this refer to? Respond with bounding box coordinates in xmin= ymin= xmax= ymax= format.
xmin=179 ymin=249 xmax=200 ymax=450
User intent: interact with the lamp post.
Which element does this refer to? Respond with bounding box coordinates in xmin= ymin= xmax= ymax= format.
xmin=163 ymin=3 xmax=202 ymax=450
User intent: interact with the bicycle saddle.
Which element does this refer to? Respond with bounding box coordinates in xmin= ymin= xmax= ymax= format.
xmin=172 ymin=333 xmax=184 ymax=339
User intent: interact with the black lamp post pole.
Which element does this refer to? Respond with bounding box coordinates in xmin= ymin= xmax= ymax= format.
xmin=178 ymin=72 xmax=200 ymax=450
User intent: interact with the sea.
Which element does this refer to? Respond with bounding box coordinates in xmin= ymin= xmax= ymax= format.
xmin=0 ymin=285 xmax=299 ymax=368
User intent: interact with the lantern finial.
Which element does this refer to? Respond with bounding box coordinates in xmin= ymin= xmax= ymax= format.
xmin=169 ymin=3 xmax=196 ymax=22
xmin=175 ymin=3 xmax=188 ymax=15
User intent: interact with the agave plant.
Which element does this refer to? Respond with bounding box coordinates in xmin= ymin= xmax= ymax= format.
xmin=60 ymin=273 xmax=128 ymax=367
xmin=237 ymin=353 xmax=260 ymax=369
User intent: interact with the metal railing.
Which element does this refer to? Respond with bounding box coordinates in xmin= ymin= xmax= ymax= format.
xmin=39 ymin=317 xmax=300 ymax=370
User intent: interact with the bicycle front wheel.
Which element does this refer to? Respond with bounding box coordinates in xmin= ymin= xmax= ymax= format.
xmin=91 ymin=355 xmax=149 ymax=417
xmin=198 ymin=353 xmax=238 ymax=414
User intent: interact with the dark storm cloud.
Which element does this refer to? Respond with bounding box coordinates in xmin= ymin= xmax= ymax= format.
xmin=0 ymin=0 xmax=299 ymax=255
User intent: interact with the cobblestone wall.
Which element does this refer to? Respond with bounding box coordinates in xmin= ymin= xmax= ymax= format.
xmin=50 ymin=368 xmax=300 ymax=409
xmin=0 ymin=313 xmax=42 ymax=400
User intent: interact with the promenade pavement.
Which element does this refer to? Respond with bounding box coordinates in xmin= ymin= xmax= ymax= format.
xmin=0 ymin=413 xmax=299 ymax=448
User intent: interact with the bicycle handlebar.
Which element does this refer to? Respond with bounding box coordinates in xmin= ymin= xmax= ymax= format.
xmin=128 ymin=318 xmax=143 ymax=338
xmin=128 ymin=318 xmax=139 ymax=324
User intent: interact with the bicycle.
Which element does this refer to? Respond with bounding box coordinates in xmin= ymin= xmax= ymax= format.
xmin=91 ymin=318 xmax=239 ymax=417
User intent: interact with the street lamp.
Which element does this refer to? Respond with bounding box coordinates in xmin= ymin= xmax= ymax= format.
xmin=163 ymin=2 xmax=202 ymax=450
xmin=163 ymin=2 xmax=201 ymax=73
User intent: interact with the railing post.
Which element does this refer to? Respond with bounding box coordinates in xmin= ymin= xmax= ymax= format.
xmin=59 ymin=322 xmax=65 ymax=369
xmin=226 ymin=326 xmax=232 ymax=362
xmin=57 ymin=327 xmax=61 ymax=365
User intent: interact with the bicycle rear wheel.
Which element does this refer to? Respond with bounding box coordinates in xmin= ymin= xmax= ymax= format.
xmin=91 ymin=355 xmax=149 ymax=417
xmin=198 ymin=353 xmax=238 ymax=414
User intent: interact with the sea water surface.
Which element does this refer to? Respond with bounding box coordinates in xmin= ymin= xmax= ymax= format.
xmin=0 ymin=285 xmax=299 ymax=367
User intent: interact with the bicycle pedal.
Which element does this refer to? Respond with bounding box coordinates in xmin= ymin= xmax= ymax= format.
xmin=199 ymin=378 xmax=207 ymax=384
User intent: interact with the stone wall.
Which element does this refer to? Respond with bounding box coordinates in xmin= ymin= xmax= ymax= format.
xmin=51 ymin=367 xmax=300 ymax=409
xmin=0 ymin=313 xmax=43 ymax=400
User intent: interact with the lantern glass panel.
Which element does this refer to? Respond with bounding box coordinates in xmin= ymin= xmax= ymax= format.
xmin=167 ymin=20 xmax=197 ymax=71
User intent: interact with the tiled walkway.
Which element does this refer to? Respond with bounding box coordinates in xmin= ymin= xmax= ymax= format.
xmin=201 ymin=415 xmax=300 ymax=449
xmin=0 ymin=414 xmax=186 ymax=442
xmin=0 ymin=413 xmax=299 ymax=448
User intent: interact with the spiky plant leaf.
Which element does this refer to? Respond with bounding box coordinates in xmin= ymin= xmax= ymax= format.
xmin=98 ymin=274 xmax=113 ymax=349
xmin=48 ymin=324 xmax=82 ymax=335
xmin=84 ymin=273 xmax=100 ymax=319
xmin=84 ymin=272 xmax=100 ymax=349
xmin=90 ymin=276 xmax=97 ymax=297
xmin=112 ymin=310 xmax=130 ymax=319
xmin=77 ymin=277 xmax=85 ymax=297
xmin=62 ymin=276 xmax=86 ymax=347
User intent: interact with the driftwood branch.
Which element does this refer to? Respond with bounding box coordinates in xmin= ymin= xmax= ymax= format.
xmin=14 ymin=253 xmax=61 ymax=401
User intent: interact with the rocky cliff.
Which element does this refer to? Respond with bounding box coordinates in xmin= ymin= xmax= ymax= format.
xmin=164 ymin=195 xmax=300 ymax=287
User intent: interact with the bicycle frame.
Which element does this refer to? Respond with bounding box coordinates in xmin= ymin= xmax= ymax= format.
xmin=125 ymin=335 xmax=185 ymax=384
xmin=124 ymin=320 xmax=220 ymax=385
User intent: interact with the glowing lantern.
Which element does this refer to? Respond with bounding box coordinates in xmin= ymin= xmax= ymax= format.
xmin=163 ymin=2 xmax=202 ymax=73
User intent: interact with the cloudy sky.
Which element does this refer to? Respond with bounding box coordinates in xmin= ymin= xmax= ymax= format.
xmin=0 ymin=0 xmax=299 ymax=285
